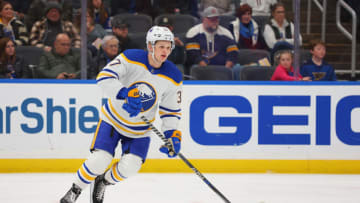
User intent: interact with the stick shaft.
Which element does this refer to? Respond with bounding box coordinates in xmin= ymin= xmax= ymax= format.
xmin=141 ymin=116 xmax=231 ymax=203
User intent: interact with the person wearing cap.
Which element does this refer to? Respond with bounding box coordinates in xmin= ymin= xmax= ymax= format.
xmin=111 ymin=15 xmax=139 ymax=53
xmin=185 ymin=6 xmax=238 ymax=73
xmin=29 ymin=1 xmax=80 ymax=52
xmin=25 ymin=0 xmax=73 ymax=31
xmin=157 ymin=17 xmax=185 ymax=68
xmin=199 ymin=0 xmax=237 ymax=16
xmin=229 ymin=3 xmax=266 ymax=50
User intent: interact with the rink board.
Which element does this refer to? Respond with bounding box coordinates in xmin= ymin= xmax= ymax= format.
xmin=0 ymin=80 xmax=360 ymax=173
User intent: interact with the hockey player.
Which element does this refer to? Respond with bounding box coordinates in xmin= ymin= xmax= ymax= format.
xmin=60 ymin=26 xmax=183 ymax=203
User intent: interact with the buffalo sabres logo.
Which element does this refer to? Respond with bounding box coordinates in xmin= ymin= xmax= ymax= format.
xmin=130 ymin=82 xmax=157 ymax=112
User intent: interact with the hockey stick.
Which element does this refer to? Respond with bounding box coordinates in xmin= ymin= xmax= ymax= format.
xmin=140 ymin=116 xmax=231 ymax=203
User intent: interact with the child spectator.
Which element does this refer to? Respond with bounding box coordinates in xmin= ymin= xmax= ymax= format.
xmin=0 ymin=37 xmax=30 ymax=78
xmin=271 ymin=50 xmax=311 ymax=81
xmin=300 ymin=39 xmax=337 ymax=81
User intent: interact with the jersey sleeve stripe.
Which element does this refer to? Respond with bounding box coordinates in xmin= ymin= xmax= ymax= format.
xmin=159 ymin=111 xmax=182 ymax=116
xmin=159 ymin=106 xmax=181 ymax=112
xmin=157 ymin=74 xmax=182 ymax=86
xmin=160 ymin=114 xmax=181 ymax=120
xmin=96 ymin=77 xmax=115 ymax=83
xmin=121 ymin=53 xmax=148 ymax=71
xmin=102 ymin=69 xmax=119 ymax=79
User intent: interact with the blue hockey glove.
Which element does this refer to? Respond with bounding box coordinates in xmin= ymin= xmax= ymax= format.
xmin=117 ymin=86 xmax=142 ymax=117
xmin=160 ymin=130 xmax=182 ymax=158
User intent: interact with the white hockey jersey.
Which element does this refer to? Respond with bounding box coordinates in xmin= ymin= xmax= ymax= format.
xmin=96 ymin=49 xmax=183 ymax=138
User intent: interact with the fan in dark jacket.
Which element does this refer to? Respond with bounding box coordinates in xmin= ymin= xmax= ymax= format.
xmin=0 ymin=37 xmax=30 ymax=78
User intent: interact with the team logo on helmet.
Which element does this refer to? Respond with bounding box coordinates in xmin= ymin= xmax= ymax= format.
xmin=129 ymin=82 xmax=157 ymax=112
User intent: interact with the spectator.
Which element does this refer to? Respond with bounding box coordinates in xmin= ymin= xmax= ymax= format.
xmin=0 ymin=37 xmax=30 ymax=78
xmin=37 ymin=33 xmax=81 ymax=79
xmin=263 ymin=2 xmax=302 ymax=64
xmin=89 ymin=35 xmax=119 ymax=79
xmin=29 ymin=1 xmax=81 ymax=52
xmin=111 ymin=15 xmax=139 ymax=53
xmin=88 ymin=0 xmax=111 ymax=30
xmin=229 ymin=3 xmax=266 ymax=49
xmin=300 ymin=39 xmax=336 ymax=81
xmin=198 ymin=0 xmax=237 ymax=16
xmin=0 ymin=1 xmax=29 ymax=46
xmin=241 ymin=0 xmax=277 ymax=16
xmin=271 ymin=50 xmax=311 ymax=81
xmin=25 ymin=0 xmax=73 ymax=32
xmin=185 ymin=6 xmax=238 ymax=73
xmin=74 ymin=8 xmax=106 ymax=56
xmin=6 ymin=0 xmax=31 ymax=21
xmin=157 ymin=17 xmax=186 ymax=67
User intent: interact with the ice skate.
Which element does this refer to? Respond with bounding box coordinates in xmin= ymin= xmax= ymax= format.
xmin=60 ymin=183 xmax=82 ymax=203
xmin=90 ymin=174 xmax=112 ymax=203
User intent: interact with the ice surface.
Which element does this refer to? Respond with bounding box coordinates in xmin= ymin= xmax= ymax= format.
xmin=0 ymin=173 xmax=359 ymax=203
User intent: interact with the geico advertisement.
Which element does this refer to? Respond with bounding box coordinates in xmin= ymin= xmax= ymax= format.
xmin=0 ymin=81 xmax=360 ymax=159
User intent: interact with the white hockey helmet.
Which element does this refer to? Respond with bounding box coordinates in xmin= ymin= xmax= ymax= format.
xmin=146 ymin=26 xmax=175 ymax=50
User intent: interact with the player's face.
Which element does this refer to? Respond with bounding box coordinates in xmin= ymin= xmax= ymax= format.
xmin=153 ymin=40 xmax=172 ymax=63
xmin=311 ymin=44 xmax=326 ymax=60
xmin=279 ymin=53 xmax=292 ymax=70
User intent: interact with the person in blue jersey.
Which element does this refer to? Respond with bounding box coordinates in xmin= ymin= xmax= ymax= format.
xmin=60 ymin=26 xmax=183 ymax=203
xmin=185 ymin=6 xmax=239 ymax=72
xmin=300 ymin=39 xmax=336 ymax=81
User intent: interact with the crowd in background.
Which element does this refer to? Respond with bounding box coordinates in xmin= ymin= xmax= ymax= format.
xmin=0 ymin=0 xmax=352 ymax=81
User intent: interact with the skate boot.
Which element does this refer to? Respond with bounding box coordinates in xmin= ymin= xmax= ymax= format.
xmin=91 ymin=174 xmax=112 ymax=203
xmin=60 ymin=183 xmax=82 ymax=203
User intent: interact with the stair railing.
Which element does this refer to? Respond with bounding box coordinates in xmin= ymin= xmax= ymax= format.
xmin=336 ymin=0 xmax=358 ymax=78
xmin=306 ymin=0 xmax=327 ymax=41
